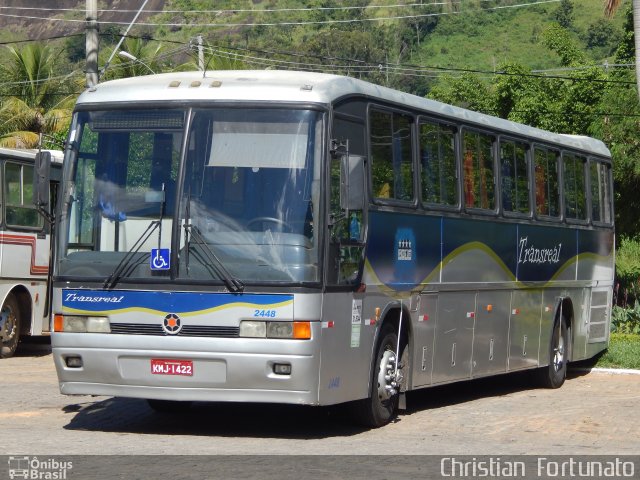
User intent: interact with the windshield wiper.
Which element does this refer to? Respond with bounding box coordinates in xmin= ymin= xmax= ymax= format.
xmin=103 ymin=220 xmax=160 ymax=290
xmin=104 ymin=185 xmax=167 ymax=290
xmin=183 ymin=197 xmax=244 ymax=293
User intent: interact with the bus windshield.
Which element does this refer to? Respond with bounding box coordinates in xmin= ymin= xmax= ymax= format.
xmin=57 ymin=107 xmax=322 ymax=285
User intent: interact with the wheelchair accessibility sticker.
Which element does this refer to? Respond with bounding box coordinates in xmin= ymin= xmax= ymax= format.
xmin=151 ymin=248 xmax=170 ymax=270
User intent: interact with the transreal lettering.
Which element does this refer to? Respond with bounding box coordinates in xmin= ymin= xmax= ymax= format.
xmin=517 ymin=237 xmax=562 ymax=265
xmin=64 ymin=292 xmax=124 ymax=303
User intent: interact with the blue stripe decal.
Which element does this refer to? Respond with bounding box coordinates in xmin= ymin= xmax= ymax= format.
xmin=62 ymin=289 xmax=293 ymax=315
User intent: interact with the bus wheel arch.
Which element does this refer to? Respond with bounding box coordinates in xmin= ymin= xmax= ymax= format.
xmin=352 ymin=304 xmax=412 ymax=428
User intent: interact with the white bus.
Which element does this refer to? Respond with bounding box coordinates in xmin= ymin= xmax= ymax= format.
xmin=0 ymin=148 xmax=62 ymax=358
xmin=46 ymin=71 xmax=613 ymax=427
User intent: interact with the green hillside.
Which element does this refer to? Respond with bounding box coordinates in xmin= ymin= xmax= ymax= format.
xmin=0 ymin=0 xmax=625 ymax=94
xmin=408 ymin=0 xmax=623 ymax=72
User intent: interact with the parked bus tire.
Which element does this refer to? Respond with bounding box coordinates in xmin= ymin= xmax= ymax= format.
xmin=146 ymin=399 xmax=192 ymax=413
xmin=351 ymin=324 xmax=404 ymax=428
xmin=1 ymin=294 xmax=21 ymax=359
xmin=538 ymin=313 xmax=568 ymax=389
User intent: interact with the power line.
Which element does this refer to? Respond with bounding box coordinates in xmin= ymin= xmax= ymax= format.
xmin=194 ymin=40 xmax=637 ymax=86
xmin=0 ymin=33 xmax=83 ymax=46
xmin=0 ymin=1 xmax=552 ymax=15
xmin=0 ymin=2 xmax=452 ymax=15
xmin=0 ymin=0 xmax=561 ymax=28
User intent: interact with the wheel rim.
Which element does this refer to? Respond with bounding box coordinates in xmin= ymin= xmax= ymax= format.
xmin=1 ymin=305 xmax=17 ymax=344
xmin=376 ymin=349 xmax=397 ymax=402
xmin=552 ymin=332 xmax=565 ymax=372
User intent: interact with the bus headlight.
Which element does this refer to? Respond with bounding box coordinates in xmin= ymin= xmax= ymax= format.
xmin=54 ymin=315 xmax=111 ymax=333
xmin=239 ymin=321 xmax=311 ymax=339
xmin=239 ymin=320 xmax=267 ymax=338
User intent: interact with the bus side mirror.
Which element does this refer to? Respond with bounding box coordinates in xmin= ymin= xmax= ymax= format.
xmin=33 ymin=151 xmax=51 ymax=209
xmin=340 ymin=155 xmax=365 ymax=211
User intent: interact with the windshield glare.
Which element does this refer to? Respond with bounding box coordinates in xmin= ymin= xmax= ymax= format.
xmin=58 ymin=107 xmax=322 ymax=285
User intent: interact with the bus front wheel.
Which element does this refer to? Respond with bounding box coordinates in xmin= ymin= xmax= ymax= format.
xmin=1 ymin=294 xmax=21 ymax=359
xmin=352 ymin=324 xmax=405 ymax=428
xmin=538 ymin=313 xmax=569 ymax=389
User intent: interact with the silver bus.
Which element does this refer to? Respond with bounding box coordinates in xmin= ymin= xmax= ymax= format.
xmin=46 ymin=71 xmax=613 ymax=427
xmin=0 ymin=148 xmax=62 ymax=358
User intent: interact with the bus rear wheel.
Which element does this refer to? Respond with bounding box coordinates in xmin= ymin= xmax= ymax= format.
xmin=538 ymin=313 xmax=568 ymax=389
xmin=352 ymin=324 xmax=405 ymax=428
xmin=1 ymin=294 xmax=21 ymax=359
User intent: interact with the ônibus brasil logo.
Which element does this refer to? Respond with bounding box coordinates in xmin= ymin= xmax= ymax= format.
xmin=8 ymin=456 xmax=73 ymax=479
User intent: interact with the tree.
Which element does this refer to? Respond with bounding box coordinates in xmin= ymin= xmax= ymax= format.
xmin=555 ymin=0 xmax=575 ymax=30
xmin=605 ymin=0 xmax=640 ymax=99
xmin=0 ymin=44 xmax=77 ymax=148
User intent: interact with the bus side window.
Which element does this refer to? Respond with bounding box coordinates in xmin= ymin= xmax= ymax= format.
xmin=563 ymin=153 xmax=587 ymax=220
xmin=4 ymin=162 xmax=43 ymax=229
xmin=420 ymin=121 xmax=457 ymax=206
xmin=329 ymin=117 xmax=366 ymax=286
xmin=463 ymin=130 xmax=495 ymax=210
xmin=590 ymin=160 xmax=612 ymax=224
xmin=534 ymin=147 xmax=560 ymax=218
xmin=500 ymin=139 xmax=530 ymax=214
xmin=369 ymin=109 xmax=414 ymax=202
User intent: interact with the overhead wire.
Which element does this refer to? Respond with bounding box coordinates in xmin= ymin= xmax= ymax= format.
xmin=0 ymin=0 xmax=561 ymax=27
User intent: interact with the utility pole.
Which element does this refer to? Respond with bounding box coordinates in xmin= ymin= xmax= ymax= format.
xmin=197 ymin=35 xmax=204 ymax=72
xmin=86 ymin=0 xmax=98 ymax=88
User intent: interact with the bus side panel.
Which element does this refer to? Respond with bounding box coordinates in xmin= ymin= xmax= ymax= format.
xmin=412 ymin=293 xmax=437 ymax=388
xmin=576 ymin=229 xmax=615 ymax=282
xmin=364 ymin=211 xmax=442 ymax=291
xmin=508 ymin=290 xmax=542 ymax=371
xmin=318 ymin=291 xmax=375 ymax=405
xmin=472 ymin=291 xmax=510 ymax=377
xmin=431 ymin=292 xmax=475 ymax=384
xmin=0 ymin=233 xmax=51 ymax=335
xmin=441 ymin=219 xmax=517 ymax=284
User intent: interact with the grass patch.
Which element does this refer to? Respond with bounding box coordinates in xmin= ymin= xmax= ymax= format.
xmin=595 ymin=334 xmax=640 ymax=370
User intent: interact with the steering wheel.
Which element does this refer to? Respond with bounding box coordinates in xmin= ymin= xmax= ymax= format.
xmin=246 ymin=216 xmax=293 ymax=232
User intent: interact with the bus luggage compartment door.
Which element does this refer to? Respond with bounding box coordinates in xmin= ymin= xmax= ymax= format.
xmin=432 ymin=292 xmax=476 ymax=384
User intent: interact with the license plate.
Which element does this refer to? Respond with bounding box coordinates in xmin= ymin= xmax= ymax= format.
xmin=151 ymin=359 xmax=193 ymax=376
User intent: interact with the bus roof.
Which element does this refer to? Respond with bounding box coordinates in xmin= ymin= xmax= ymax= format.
xmin=78 ymin=70 xmax=611 ymax=158
xmin=0 ymin=147 xmax=63 ymax=164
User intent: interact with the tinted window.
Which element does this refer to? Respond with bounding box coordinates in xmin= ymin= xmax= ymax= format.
xmin=4 ymin=162 xmax=43 ymax=229
xmin=563 ymin=153 xmax=587 ymax=220
xmin=420 ymin=121 xmax=457 ymax=206
xmin=590 ymin=160 xmax=613 ymax=224
xmin=463 ymin=130 xmax=495 ymax=210
xmin=500 ymin=139 xmax=530 ymax=214
xmin=534 ymin=147 xmax=560 ymax=218
xmin=370 ymin=109 xmax=414 ymax=202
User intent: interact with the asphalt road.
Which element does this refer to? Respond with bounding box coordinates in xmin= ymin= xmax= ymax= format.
xmin=1 ymin=338 xmax=639 ymax=458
